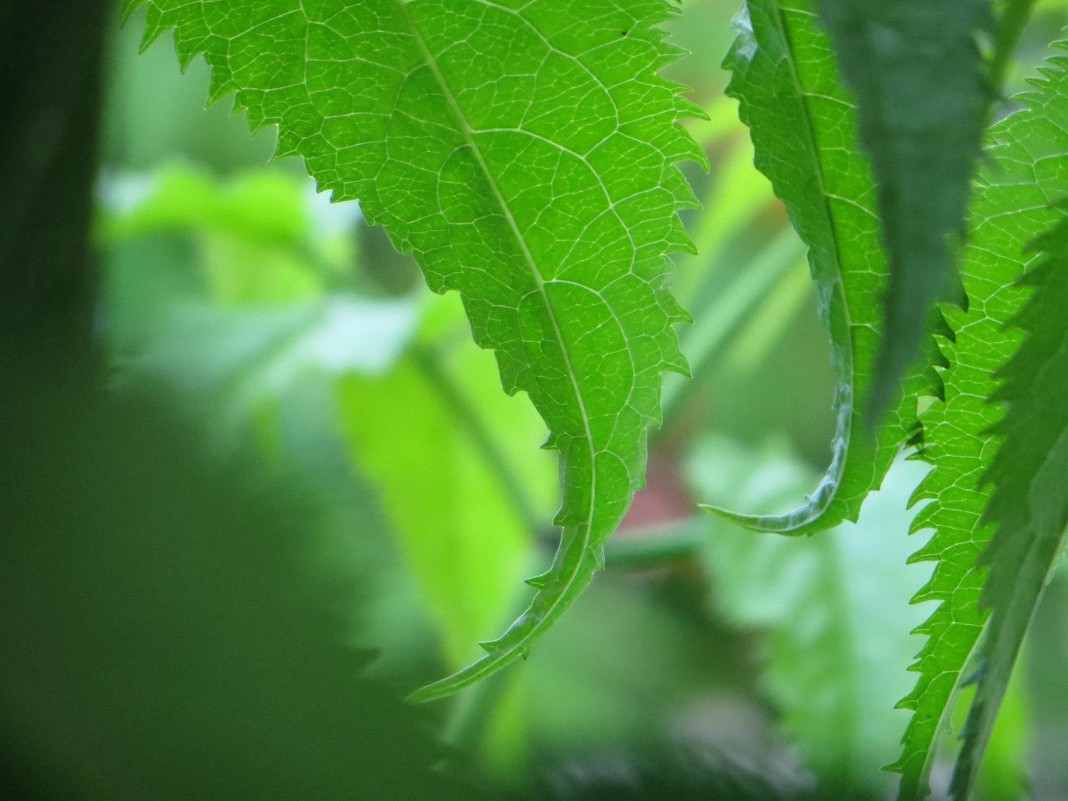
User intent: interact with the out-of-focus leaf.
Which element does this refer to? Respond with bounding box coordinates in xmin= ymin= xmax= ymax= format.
xmin=99 ymin=165 xmax=364 ymax=305
xmin=688 ymin=436 xmax=930 ymax=796
xmin=0 ymin=379 xmax=479 ymax=801
xmin=99 ymin=166 xmax=309 ymax=246
xmin=338 ymin=298 xmax=556 ymax=671
xmin=811 ymin=0 xmax=993 ymax=419
xmin=147 ymin=298 xmax=416 ymax=399
xmin=892 ymin=42 xmax=1068 ymax=801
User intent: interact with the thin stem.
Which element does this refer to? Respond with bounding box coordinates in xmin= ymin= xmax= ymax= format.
xmin=604 ymin=517 xmax=711 ymax=569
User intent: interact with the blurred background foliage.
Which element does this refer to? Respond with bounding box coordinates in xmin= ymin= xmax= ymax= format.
xmin=5 ymin=0 xmax=1068 ymax=799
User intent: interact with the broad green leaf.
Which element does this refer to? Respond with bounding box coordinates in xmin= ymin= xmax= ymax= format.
xmin=125 ymin=0 xmax=701 ymax=700
xmin=337 ymin=302 xmax=557 ymax=671
xmin=811 ymin=0 xmax=993 ymax=419
xmin=709 ymin=0 xmax=920 ymax=535
xmin=688 ymin=437 xmax=930 ymax=795
xmin=892 ymin=45 xmax=1068 ymax=801
xmin=951 ymin=213 xmax=1068 ymax=798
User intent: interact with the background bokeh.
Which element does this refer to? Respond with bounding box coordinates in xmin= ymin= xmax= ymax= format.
xmin=4 ymin=1 xmax=1068 ymax=799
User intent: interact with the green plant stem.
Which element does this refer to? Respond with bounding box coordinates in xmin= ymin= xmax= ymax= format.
xmin=603 ymin=517 xmax=709 ymax=568
xmin=411 ymin=344 xmax=544 ymax=538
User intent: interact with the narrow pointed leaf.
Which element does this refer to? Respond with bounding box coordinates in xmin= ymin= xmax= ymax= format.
xmin=708 ymin=0 xmax=921 ymax=535
xmin=892 ymin=45 xmax=1068 ymax=800
xmin=811 ymin=0 xmax=994 ymax=419
xmin=125 ymin=0 xmax=701 ymax=700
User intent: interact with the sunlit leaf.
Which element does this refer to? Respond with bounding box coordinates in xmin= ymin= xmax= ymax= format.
xmin=892 ymin=43 xmax=1068 ymax=800
xmin=125 ymin=0 xmax=702 ymax=699
xmin=951 ymin=211 xmax=1068 ymax=798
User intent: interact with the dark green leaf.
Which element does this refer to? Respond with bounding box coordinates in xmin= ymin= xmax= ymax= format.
xmin=811 ymin=0 xmax=993 ymax=420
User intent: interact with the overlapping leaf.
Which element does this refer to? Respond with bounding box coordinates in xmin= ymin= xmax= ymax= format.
xmin=712 ymin=0 xmax=920 ymax=535
xmin=893 ymin=45 xmax=1068 ymax=801
xmin=125 ymin=0 xmax=702 ymax=699
xmin=812 ymin=0 xmax=993 ymax=419
xmin=951 ymin=211 xmax=1068 ymax=798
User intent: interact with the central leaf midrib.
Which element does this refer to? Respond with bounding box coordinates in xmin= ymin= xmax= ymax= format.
xmin=395 ymin=2 xmax=599 ymax=639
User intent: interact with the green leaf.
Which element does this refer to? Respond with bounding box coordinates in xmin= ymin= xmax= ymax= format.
xmin=99 ymin=165 xmax=311 ymax=249
xmin=811 ymin=0 xmax=994 ymax=420
xmin=688 ymin=437 xmax=930 ymax=795
xmin=125 ymin=0 xmax=701 ymax=700
xmin=892 ymin=44 xmax=1068 ymax=801
xmin=708 ymin=0 xmax=920 ymax=535
xmin=951 ymin=212 xmax=1068 ymax=798
xmin=337 ymin=302 xmax=557 ymax=671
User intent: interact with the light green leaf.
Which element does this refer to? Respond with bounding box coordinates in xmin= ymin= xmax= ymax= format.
xmin=811 ymin=0 xmax=993 ymax=420
xmin=951 ymin=212 xmax=1068 ymax=798
xmin=338 ymin=309 xmax=557 ymax=671
xmin=689 ymin=437 xmax=930 ymax=795
xmin=125 ymin=0 xmax=701 ymax=700
xmin=709 ymin=0 xmax=920 ymax=535
xmin=892 ymin=44 xmax=1068 ymax=801
xmin=99 ymin=165 xmax=311 ymax=248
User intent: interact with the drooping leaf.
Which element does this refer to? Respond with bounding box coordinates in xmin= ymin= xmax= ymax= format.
xmin=337 ymin=298 xmax=557 ymax=671
xmin=892 ymin=44 xmax=1068 ymax=801
xmin=124 ymin=0 xmax=702 ymax=700
xmin=950 ymin=212 xmax=1068 ymax=798
xmin=811 ymin=0 xmax=994 ymax=419
xmin=708 ymin=0 xmax=921 ymax=535
xmin=689 ymin=437 xmax=930 ymax=796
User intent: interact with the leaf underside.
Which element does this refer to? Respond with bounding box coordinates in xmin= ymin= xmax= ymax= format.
xmin=711 ymin=0 xmax=921 ymax=536
xmin=125 ymin=0 xmax=702 ymax=701
xmin=892 ymin=44 xmax=1068 ymax=801
xmin=812 ymin=0 xmax=993 ymax=421
xmin=951 ymin=208 xmax=1068 ymax=798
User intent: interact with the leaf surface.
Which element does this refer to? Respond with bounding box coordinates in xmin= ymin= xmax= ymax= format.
xmin=711 ymin=0 xmax=919 ymax=535
xmin=125 ymin=0 xmax=700 ymax=699
xmin=892 ymin=45 xmax=1068 ymax=800
xmin=811 ymin=0 xmax=993 ymax=419
xmin=951 ymin=211 xmax=1068 ymax=798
